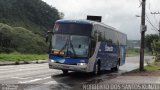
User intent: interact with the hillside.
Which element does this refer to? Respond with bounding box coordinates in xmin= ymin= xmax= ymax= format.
xmin=0 ymin=0 xmax=61 ymax=54
xmin=0 ymin=0 xmax=60 ymax=35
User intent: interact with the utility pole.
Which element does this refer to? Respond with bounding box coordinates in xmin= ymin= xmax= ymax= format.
xmin=140 ymin=0 xmax=147 ymax=71
xmin=151 ymin=12 xmax=160 ymax=38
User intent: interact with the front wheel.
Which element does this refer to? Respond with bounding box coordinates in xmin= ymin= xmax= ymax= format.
xmin=62 ymin=70 xmax=68 ymax=75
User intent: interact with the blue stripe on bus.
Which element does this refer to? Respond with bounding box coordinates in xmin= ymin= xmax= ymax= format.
xmin=49 ymin=55 xmax=89 ymax=65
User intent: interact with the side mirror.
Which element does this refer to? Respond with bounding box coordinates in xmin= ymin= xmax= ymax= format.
xmin=46 ymin=35 xmax=49 ymax=42
xmin=46 ymin=31 xmax=54 ymax=43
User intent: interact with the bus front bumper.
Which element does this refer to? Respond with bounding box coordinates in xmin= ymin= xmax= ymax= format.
xmin=49 ymin=62 xmax=89 ymax=72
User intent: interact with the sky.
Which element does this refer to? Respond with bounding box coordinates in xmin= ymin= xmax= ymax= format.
xmin=42 ymin=0 xmax=160 ymax=40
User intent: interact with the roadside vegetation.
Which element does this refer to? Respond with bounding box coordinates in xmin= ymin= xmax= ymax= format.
xmin=144 ymin=61 xmax=160 ymax=72
xmin=125 ymin=34 xmax=160 ymax=75
xmin=126 ymin=48 xmax=151 ymax=57
xmin=0 ymin=53 xmax=48 ymax=62
xmin=0 ymin=0 xmax=62 ymax=62
xmin=127 ymin=34 xmax=159 ymax=57
xmin=123 ymin=61 xmax=160 ymax=76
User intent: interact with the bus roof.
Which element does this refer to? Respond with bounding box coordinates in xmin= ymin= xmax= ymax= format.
xmin=56 ymin=19 xmax=127 ymax=36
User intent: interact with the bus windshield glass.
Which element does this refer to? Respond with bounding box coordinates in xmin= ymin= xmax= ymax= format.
xmin=53 ymin=23 xmax=92 ymax=36
xmin=52 ymin=34 xmax=89 ymax=57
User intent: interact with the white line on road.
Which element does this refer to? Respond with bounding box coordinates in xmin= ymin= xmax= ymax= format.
xmin=11 ymin=73 xmax=52 ymax=80
xmin=19 ymin=76 xmax=51 ymax=84
xmin=12 ymin=76 xmax=32 ymax=80
xmin=44 ymin=81 xmax=58 ymax=84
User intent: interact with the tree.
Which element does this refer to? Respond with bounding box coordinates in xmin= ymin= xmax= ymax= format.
xmin=151 ymin=40 xmax=160 ymax=61
xmin=145 ymin=34 xmax=159 ymax=54
xmin=0 ymin=0 xmax=61 ymax=36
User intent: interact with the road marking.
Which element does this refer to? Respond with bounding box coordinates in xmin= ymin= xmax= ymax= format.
xmin=44 ymin=81 xmax=58 ymax=84
xmin=11 ymin=73 xmax=52 ymax=80
xmin=12 ymin=76 xmax=32 ymax=80
xmin=0 ymin=67 xmax=49 ymax=74
xmin=19 ymin=76 xmax=50 ymax=84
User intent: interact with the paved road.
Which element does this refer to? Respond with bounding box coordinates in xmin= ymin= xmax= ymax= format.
xmin=0 ymin=56 xmax=154 ymax=90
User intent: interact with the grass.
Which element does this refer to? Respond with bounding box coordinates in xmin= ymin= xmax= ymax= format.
xmin=123 ymin=61 xmax=160 ymax=76
xmin=131 ymin=61 xmax=160 ymax=72
xmin=144 ymin=61 xmax=160 ymax=72
xmin=126 ymin=49 xmax=152 ymax=57
xmin=0 ymin=53 xmax=48 ymax=62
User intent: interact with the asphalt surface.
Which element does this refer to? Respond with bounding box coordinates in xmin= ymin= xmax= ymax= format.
xmin=0 ymin=56 xmax=154 ymax=90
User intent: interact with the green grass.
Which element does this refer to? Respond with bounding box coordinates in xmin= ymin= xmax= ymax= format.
xmin=144 ymin=62 xmax=160 ymax=71
xmin=126 ymin=61 xmax=160 ymax=73
xmin=126 ymin=52 xmax=139 ymax=57
xmin=126 ymin=49 xmax=152 ymax=57
xmin=0 ymin=53 xmax=48 ymax=62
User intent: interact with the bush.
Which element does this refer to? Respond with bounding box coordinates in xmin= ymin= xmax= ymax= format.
xmin=0 ymin=23 xmax=48 ymax=54
xmin=151 ymin=40 xmax=160 ymax=61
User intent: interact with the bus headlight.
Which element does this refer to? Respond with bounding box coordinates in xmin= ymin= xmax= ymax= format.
xmin=50 ymin=59 xmax=55 ymax=63
xmin=77 ymin=63 xmax=87 ymax=66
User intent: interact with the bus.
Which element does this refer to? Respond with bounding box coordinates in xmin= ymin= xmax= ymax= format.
xmin=47 ymin=19 xmax=127 ymax=75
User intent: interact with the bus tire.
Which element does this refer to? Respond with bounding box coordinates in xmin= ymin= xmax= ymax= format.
xmin=62 ymin=70 xmax=68 ymax=75
xmin=115 ymin=61 xmax=120 ymax=71
xmin=93 ymin=61 xmax=101 ymax=75
xmin=111 ymin=60 xmax=120 ymax=72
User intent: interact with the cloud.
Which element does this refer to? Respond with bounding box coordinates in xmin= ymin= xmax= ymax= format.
xmin=43 ymin=0 xmax=160 ymax=40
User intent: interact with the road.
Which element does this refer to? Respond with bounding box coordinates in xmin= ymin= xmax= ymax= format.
xmin=0 ymin=56 xmax=154 ymax=90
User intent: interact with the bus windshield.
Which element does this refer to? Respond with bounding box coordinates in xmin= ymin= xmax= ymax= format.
xmin=52 ymin=34 xmax=89 ymax=58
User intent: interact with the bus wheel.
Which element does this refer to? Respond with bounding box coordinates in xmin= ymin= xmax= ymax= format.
xmin=93 ymin=61 xmax=101 ymax=75
xmin=115 ymin=62 xmax=120 ymax=71
xmin=111 ymin=61 xmax=120 ymax=72
xmin=62 ymin=70 xmax=68 ymax=75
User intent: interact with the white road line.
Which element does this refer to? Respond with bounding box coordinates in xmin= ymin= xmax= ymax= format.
xmin=19 ymin=76 xmax=51 ymax=84
xmin=0 ymin=67 xmax=49 ymax=74
xmin=44 ymin=81 xmax=58 ymax=84
xmin=11 ymin=76 xmax=32 ymax=80
xmin=11 ymin=73 xmax=52 ymax=80
xmin=0 ymin=63 xmax=48 ymax=70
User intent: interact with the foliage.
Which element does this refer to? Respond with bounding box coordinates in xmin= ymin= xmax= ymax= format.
xmin=0 ymin=0 xmax=61 ymax=36
xmin=0 ymin=23 xmax=47 ymax=54
xmin=151 ymin=40 xmax=160 ymax=61
xmin=144 ymin=61 xmax=160 ymax=71
xmin=126 ymin=47 xmax=139 ymax=57
xmin=0 ymin=53 xmax=48 ymax=62
xmin=145 ymin=34 xmax=159 ymax=53
xmin=0 ymin=0 xmax=62 ymax=54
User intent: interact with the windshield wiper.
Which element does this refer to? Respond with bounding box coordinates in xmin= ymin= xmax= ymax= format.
xmin=57 ymin=40 xmax=68 ymax=57
xmin=69 ymin=40 xmax=78 ymax=58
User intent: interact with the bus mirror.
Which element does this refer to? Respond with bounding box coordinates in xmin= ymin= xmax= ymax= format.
xmin=47 ymin=31 xmax=54 ymax=35
xmin=46 ymin=31 xmax=54 ymax=43
xmin=46 ymin=35 xmax=49 ymax=42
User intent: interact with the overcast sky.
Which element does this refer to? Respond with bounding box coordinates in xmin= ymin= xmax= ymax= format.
xmin=43 ymin=0 xmax=160 ymax=40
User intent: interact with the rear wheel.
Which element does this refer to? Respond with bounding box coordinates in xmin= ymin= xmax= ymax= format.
xmin=115 ymin=62 xmax=119 ymax=71
xmin=111 ymin=61 xmax=120 ymax=72
xmin=62 ymin=70 xmax=68 ymax=75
